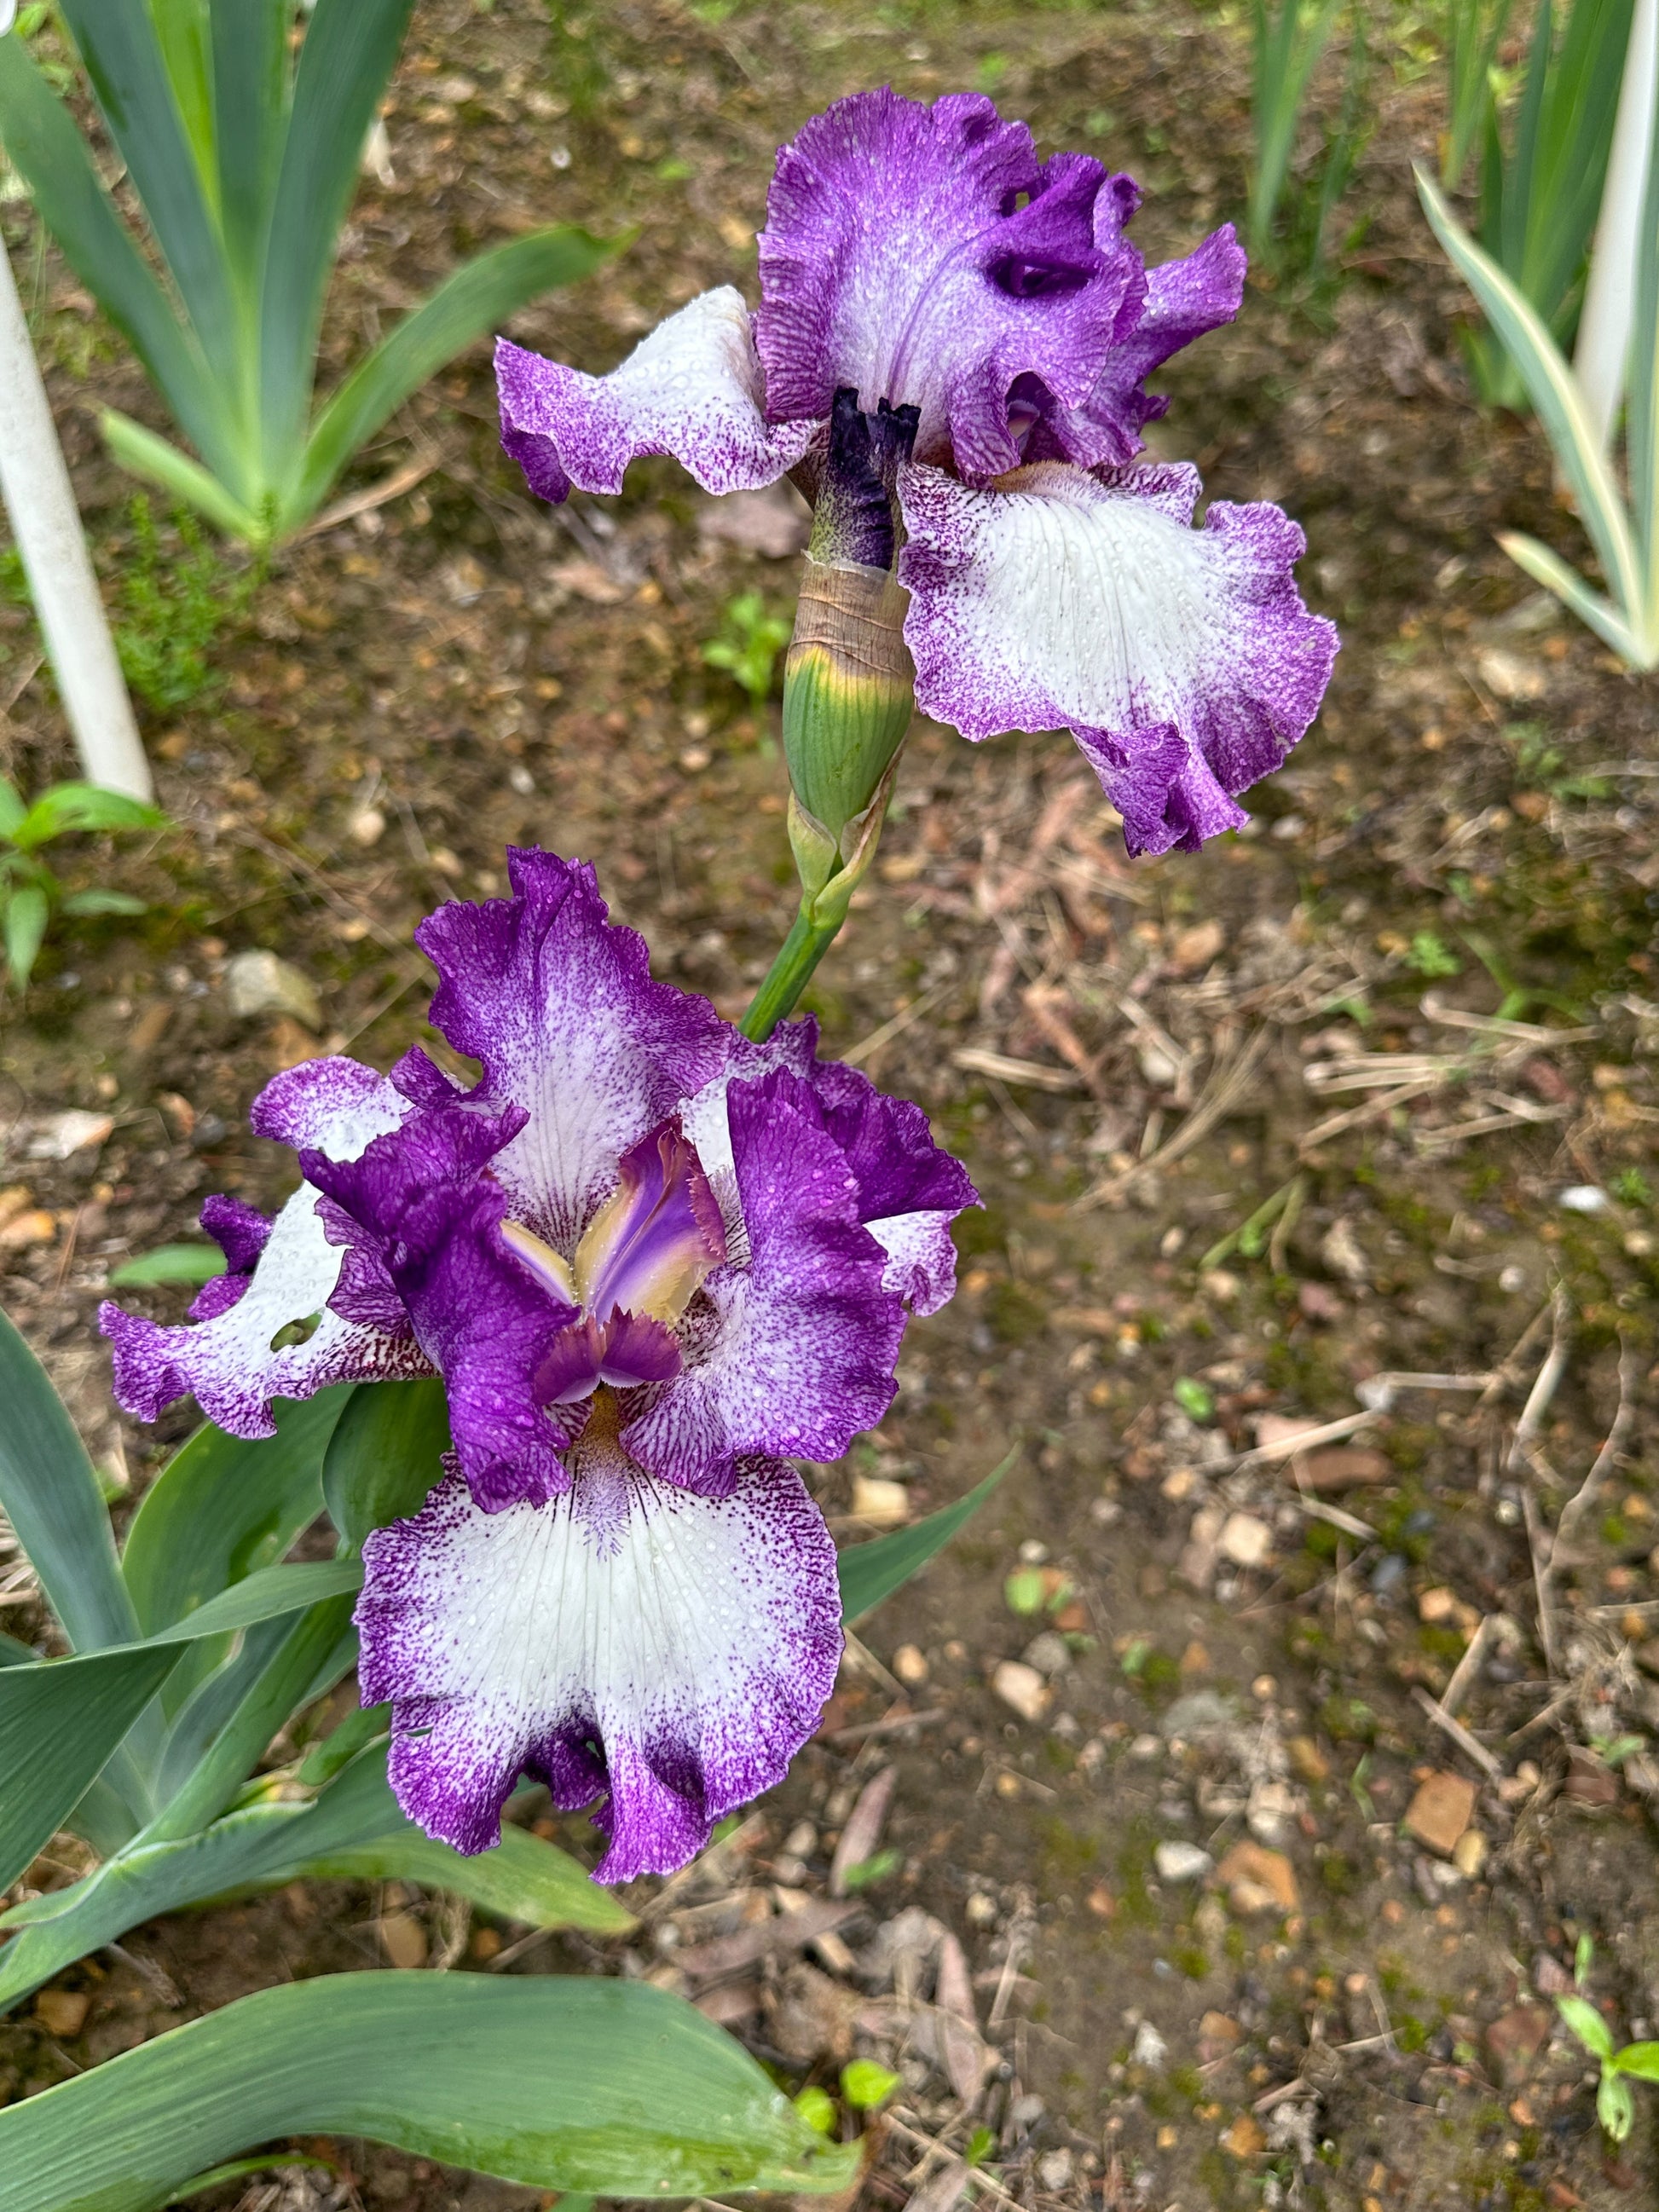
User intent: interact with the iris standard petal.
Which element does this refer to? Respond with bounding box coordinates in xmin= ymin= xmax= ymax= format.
xmin=415 ymin=849 xmax=730 ymax=1251
xmin=678 ymin=1021 xmax=977 ymax=1320
xmin=802 ymin=1053 xmax=978 ymax=1313
xmin=100 ymin=1059 xmax=428 ymax=1435
xmin=756 ymin=89 xmax=1145 ymax=478
xmin=1020 ymin=223 xmax=1248 ymax=470
xmin=897 ymin=459 xmax=1338 ymax=858
xmin=356 ymin=1437 xmax=841 ymax=1881
xmin=495 ymin=288 xmax=815 ymax=505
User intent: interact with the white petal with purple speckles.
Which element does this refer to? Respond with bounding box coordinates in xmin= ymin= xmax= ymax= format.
xmin=495 ymin=290 xmax=814 ymax=505
xmin=865 ymin=1209 xmax=962 ymax=1317
xmin=898 ymin=459 xmax=1338 ymax=858
xmin=357 ymin=1445 xmax=841 ymax=1882
xmin=100 ymin=1058 xmax=428 ymax=1436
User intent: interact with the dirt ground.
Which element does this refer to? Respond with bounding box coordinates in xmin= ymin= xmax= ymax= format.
xmin=3 ymin=1 xmax=1659 ymax=2207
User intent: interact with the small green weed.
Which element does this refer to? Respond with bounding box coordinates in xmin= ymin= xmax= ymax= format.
xmin=1004 ymin=1565 xmax=1074 ymax=1616
xmin=113 ymin=497 xmax=262 ymax=711
xmin=1558 ymin=1994 xmax=1659 ymax=2140
xmin=0 ymin=777 xmax=165 ymax=987
xmin=702 ymin=591 xmax=791 ymax=713
xmin=1405 ymin=930 xmax=1461 ymax=979
xmin=1506 ymin=720 xmax=1614 ymax=802
xmin=1172 ymin=1376 xmax=1215 ymax=1421
xmin=2 ymin=497 xmax=260 ymax=714
xmin=840 ymin=2060 xmax=899 ymax=2111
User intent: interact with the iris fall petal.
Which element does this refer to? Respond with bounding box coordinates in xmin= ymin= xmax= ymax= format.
xmin=897 ymin=459 xmax=1338 ymax=856
xmin=356 ymin=1442 xmax=841 ymax=1880
xmin=495 ymin=288 xmax=813 ymax=505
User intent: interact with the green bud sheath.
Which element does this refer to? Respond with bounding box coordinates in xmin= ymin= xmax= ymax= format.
xmin=782 ymin=557 xmax=915 ymax=850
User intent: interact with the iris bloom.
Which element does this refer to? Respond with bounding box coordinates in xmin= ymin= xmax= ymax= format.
xmin=497 ymin=88 xmax=1337 ymax=858
xmin=102 ymin=853 xmax=975 ymax=1879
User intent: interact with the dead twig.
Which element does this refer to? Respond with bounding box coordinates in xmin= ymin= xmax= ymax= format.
xmin=1078 ymin=1027 xmax=1272 ymax=1209
xmin=1411 ymin=1684 xmax=1503 ymax=1781
xmin=102 ymin=1940 xmax=182 ymax=2007
xmin=1507 ymin=1287 xmax=1571 ymax=1475
xmin=484 ymin=1922 xmax=561 ymax=1972
xmin=1478 ymin=1300 xmax=1556 ymax=1409
xmin=1529 ymin=1340 xmax=1639 ymax=1684
xmin=0 ymin=652 xmax=43 ymax=719
xmin=1509 ymin=1685 xmax=1578 ymax=1743
xmin=986 ymin=1912 xmax=1035 ymax=2032
xmin=886 ymin=2120 xmax=1023 ymax=2212
xmin=951 ymin=1046 xmax=1083 ymax=1094
xmin=1223 ymin=1409 xmax=1378 ymax=1473
xmin=841 ymin=981 xmax=949 ymax=1068
xmin=1288 ymin=1493 xmax=1377 ymax=1542
xmin=1298 ymin=1075 xmax=1442 ymax=1154
xmin=295 ymin=444 xmax=449 ymax=540
xmin=1548 ymin=1340 xmax=1640 ymax=1568
xmin=1440 ymin=1615 xmax=1494 ymax=1719
xmin=841 ymin=1628 xmax=907 ymax=1701
xmin=1252 ymin=2076 xmax=1320 ymax=2115
xmin=826 ymin=1706 xmax=947 ymax=1747
xmin=1523 ymin=1482 xmax=1560 ymax=1682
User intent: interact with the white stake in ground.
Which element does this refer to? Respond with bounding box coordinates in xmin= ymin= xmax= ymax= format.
xmin=1575 ymin=0 xmax=1659 ymax=453
xmin=0 ymin=223 xmax=153 ymax=801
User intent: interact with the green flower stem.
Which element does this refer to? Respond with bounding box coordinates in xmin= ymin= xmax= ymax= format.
xmin=740 ymin=904 xmax=842 ymax=1042
xmin=743 ymin=557 xmax=916 ymax=1043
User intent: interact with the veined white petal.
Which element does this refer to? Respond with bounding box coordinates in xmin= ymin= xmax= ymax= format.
xmin=898 ymin=459 xmax=1337 ymax=857
xmin=358 ymin=1444 xmax=841 ymax=1882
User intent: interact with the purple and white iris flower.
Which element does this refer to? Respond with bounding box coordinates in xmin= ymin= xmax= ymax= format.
xmin=496 ymin=87 xmax=1337 ymax=858
xmin=101 ymin=852 xmax=976 ymax=1880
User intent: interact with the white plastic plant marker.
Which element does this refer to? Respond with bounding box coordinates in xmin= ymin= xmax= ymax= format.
xmin=1575 ymin=0 xmax=1659 ymax=451
xmin=0 ymin=228 xmax=153 ymax=800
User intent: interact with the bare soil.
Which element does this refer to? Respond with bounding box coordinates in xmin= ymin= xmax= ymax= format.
xmin=3 ymin=3 xmax=1659 ymax=2209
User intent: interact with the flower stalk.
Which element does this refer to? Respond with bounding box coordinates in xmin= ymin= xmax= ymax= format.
xmin=740 ymin=385 xmax=924 ymax=1040
xmin=743 ymin=552 xmax=916 ymax=1042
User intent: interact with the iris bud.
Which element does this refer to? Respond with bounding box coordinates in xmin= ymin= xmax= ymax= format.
xmin=782 ymin=390 xmax=919 ymax=852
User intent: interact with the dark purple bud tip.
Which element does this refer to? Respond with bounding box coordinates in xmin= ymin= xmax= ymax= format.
xmin=869 ymin=398 xmax=921 ymax=495
xmin=813 ymin=387 xmax=899 ymax=570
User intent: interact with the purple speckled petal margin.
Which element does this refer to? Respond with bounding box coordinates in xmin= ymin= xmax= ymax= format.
xmin=357 ymin=1445 xmax=841 ymax=1881
xmin=495 ymin=290 xmax=814 ymax=505
xmin=184 ymin=1194 xmax=272 ymax=1322
xmin=100 ymin=1058 xmax=428 ymax=1436
xmin=619 ymin=1068 xmax=904 ymax=1494
xmin=897 ymin=459 xmax=1338 ymax=858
